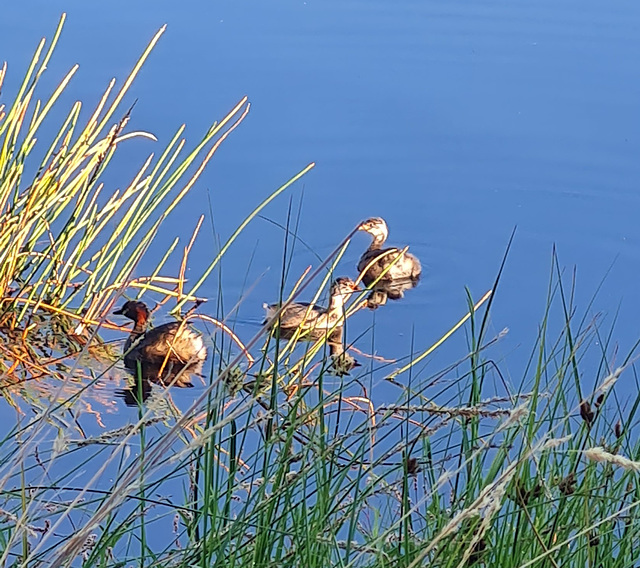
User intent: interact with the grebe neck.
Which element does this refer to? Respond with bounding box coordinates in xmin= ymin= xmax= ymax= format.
xmin=369 ymin=233 xmax=387 ymax=250
xmin=329 ymin=293 xmax=347 ymax=312
xmin=130 ymin=317 xmax=149 ymax=337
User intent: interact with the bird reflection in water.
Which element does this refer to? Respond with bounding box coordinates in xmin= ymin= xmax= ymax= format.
xmin=363 ymin=277 xmax=420 ymax=309
xmin=116 ymin=378 xmax=153 ymax=406
xmin=327 ymin=334 xmax=361 ymax=376
xmin=115 ymin=362 xmax=201 ymax=406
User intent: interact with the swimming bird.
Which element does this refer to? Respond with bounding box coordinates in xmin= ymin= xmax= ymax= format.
xmin=114 ymin=301 xmax=207 ymax=380
xmin=357 ymin=217 xmax=421 ymax=285
xmin=263 ymin=277 xmax=358 ymax=340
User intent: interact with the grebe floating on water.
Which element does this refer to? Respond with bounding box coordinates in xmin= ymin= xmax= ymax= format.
xmin=114 ymin=301 xmax=207 ymax=379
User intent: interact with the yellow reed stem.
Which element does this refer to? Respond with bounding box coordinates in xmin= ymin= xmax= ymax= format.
xmin=386 ymin=289 xmax=493 ymax=381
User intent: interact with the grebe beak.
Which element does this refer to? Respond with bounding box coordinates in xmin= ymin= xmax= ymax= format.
xmin=342 ymin=282 xmax=360 ymax=295
xmin=113 ymin=306 xmax=126 ymax=315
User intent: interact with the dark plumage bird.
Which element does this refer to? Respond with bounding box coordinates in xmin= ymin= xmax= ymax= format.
xmin=114 ymin=301 xmax=207 ymax=382
xmin=356 ymin=217 xmax=422 ymax=285
xmin=263 ymin=277 xmax=358 ymax=340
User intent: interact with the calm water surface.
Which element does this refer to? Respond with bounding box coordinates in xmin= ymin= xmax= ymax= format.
xmin=1 ymin=0 xmax=640 ymax=541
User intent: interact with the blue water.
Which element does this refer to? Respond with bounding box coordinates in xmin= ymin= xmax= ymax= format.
xmin=2 ymin=0 xmax=640 ymax=559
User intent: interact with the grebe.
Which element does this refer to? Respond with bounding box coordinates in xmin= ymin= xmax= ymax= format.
xmin=357 ymin=217 xmax=421 ymax=285
xmin=263 ymin=277 xmax=358 ymax=340
xmin=114 ymin=301 xmax=207 ymax=377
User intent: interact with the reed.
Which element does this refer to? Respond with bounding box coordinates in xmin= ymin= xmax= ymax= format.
xmin=0 ymin=14 xmax=254 ymax=333
xmin=0 ymin=18 xmax=639 ymax=568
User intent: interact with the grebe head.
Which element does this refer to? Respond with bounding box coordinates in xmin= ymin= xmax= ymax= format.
xmin=357 ymin=217 xmax=388 ymax=243
xmin=114 ymin=300 xmax=150 ymax=324
xmin=329 ymin=277 xmax=359 ymax=309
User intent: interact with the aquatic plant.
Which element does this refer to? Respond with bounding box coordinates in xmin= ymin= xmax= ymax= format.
xmin=0 ymin=13 xmax=312 ymax=390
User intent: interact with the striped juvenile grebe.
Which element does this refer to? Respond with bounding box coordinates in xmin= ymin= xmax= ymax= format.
xmin=356 ymin=217 xmax=421 ymax=308
xmin=357 ymin=217 xmax=421 ymax=284
xmin=263 ymin=277 xmax=358 ymax=340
